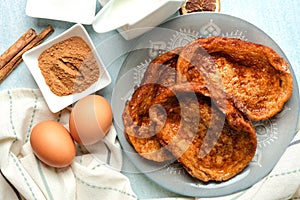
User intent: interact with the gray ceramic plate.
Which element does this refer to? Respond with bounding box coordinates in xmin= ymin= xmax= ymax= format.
xmin=111 ymin=13 xmax=300 ymax=197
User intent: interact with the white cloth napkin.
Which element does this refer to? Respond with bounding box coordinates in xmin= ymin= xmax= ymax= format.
xmin=0 ymin=88 xmax=137 ymax=200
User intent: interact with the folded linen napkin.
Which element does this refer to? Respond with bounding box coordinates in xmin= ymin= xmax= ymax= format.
xmin=0 ymin=88 xmax=137 ymax=200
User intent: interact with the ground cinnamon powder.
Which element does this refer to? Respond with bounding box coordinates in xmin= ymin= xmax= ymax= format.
xmin=38 ymin=36 xmax=100 ymax=96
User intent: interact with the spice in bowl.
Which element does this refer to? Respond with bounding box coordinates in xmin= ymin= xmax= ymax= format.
xmin=38 ymin=36 xmax=100 ymax=96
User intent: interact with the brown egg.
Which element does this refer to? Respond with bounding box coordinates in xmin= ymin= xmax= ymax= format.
xmin=30 ymin=120 xmax=76 ymax=168
xmin=69 ymin=95 xmax=113 ymax=145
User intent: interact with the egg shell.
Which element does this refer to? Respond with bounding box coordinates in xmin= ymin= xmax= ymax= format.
xmin=69 ymin=95 xmax=112 ymax=145
xmin=30 ymin=120 xmax=76 ymax=168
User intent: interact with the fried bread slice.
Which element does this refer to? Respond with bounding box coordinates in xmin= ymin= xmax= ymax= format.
xmin=151 ymin=88 xmax=257 ymax=182
xmin=122 ymin=48 xmax=181 ymax=162
xmin=123 ymin=84 xmax=173 ymax=162
xmin=154 ymin=83 xmax=256 ymax=135
xmin=177 ymin=36 xmax=293 ymax=120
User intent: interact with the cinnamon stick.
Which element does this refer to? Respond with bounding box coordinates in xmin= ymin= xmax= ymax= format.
xmin=0 ymin=28 xmax=37 ymax=70
xmin=0 ymin=26 xmax=54 ymax=83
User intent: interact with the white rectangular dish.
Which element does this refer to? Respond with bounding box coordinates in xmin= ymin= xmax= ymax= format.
xmin=26 ymin=0 xmax=97 ymax=24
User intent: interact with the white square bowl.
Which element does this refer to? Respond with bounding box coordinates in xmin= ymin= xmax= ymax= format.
xmin=23 ymin=24 xmax=111 ymax=113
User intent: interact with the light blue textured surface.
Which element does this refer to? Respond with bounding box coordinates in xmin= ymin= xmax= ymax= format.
xmin=1 ymin=0 xmax=299 ymax=198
